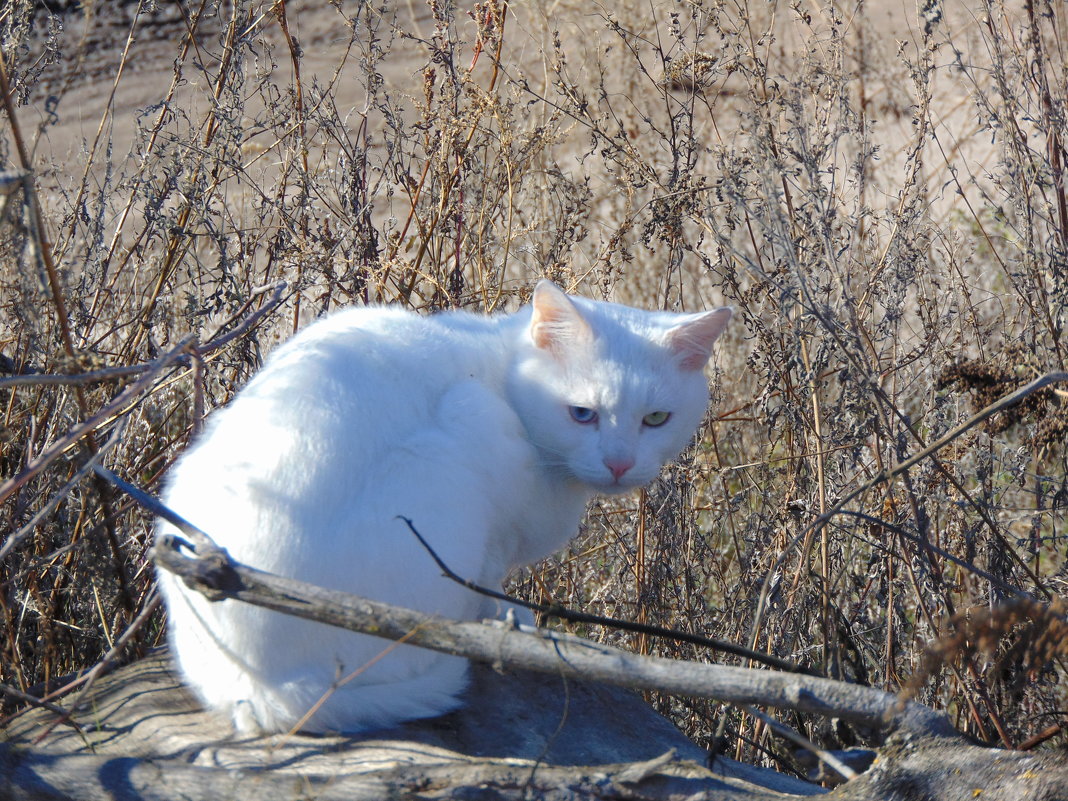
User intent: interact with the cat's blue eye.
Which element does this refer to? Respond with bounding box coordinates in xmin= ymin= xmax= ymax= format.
xmin=642 ymin=411 xmax=671 ymax=427
xmin=569 ymin=406 xmax=598 ymax=424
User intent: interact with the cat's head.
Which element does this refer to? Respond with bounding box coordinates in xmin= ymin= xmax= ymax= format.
xmin=509 ymin=280 xmax=731 ymax=494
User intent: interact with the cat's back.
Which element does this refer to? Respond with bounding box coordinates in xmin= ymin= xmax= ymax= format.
xmin=215 ymin=305 xmax=510 ymax=426
xmin=255 ymin=305 xmax=503 ymax=394
xmin=165 ymin=305 xmax=518 ymax=518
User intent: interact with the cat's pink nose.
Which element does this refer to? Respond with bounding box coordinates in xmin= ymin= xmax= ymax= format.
xmin=604 ymin=458 xmax=635 ymax=481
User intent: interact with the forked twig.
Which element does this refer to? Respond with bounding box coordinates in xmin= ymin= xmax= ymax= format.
xmin=88 ymin=468 xmax=812 ymax=677
xmin=93 ymin=466 xmax=223 ymax=560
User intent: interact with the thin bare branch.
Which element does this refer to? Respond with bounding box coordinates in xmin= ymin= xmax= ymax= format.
xmin=0 ymin=338 xmax=193 ymax=506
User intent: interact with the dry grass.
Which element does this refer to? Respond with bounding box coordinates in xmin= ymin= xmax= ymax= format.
xmin=1 ymin=0 xmax=1067 ymax=777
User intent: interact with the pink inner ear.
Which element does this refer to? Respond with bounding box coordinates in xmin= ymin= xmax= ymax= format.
xmin=530 ymin=280 xmax=592 ymax=355
xmin=668 ymin=307 xmax=732 ymax=371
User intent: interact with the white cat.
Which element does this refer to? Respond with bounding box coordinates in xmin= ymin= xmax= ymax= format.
xmin=156 ymin=280 xmax=731 ymax=734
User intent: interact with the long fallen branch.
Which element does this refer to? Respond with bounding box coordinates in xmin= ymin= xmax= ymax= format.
xmin=132 ymin=469 xmax=956 ymax=741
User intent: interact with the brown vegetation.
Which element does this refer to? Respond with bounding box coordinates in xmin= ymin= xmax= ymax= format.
xmin=2 ymin=0 xmax=1068 ymax=786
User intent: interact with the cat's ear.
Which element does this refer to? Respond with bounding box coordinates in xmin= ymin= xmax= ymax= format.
xmin=529 ymin=280 xmax=593 ymax=355
xmin=666 ymin=307 xmax=732 ymax=371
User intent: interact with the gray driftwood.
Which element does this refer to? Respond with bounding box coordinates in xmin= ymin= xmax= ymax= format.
xmin=4 ymin=649 xmax=1068 ymax=800
xmin=1 ymin=649 xmax=819 ymax=800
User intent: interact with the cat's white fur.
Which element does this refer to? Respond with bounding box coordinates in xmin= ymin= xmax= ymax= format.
xmin=156 ymin=280 xmax=730 ymax=734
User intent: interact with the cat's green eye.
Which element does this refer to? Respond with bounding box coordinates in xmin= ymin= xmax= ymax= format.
xmin=642 ymin=411 xmax=671 ymax=427
xmin=569 ymin=406 xmax=598 ymax=424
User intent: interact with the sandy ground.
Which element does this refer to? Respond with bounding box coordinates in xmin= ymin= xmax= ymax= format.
xmin=11 ymin=0 xmax=1010 ymax=312
xmin=22 ymin=0 xmax=995 ymax=194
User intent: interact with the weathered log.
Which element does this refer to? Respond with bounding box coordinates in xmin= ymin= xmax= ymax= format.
xmin=0 ymin=650 xmax=820 ymax=800
xmin=836 ymin=733 xmax=1068 ymax=800
xmin=3 ymin=651 xmax=1068 ymax=800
